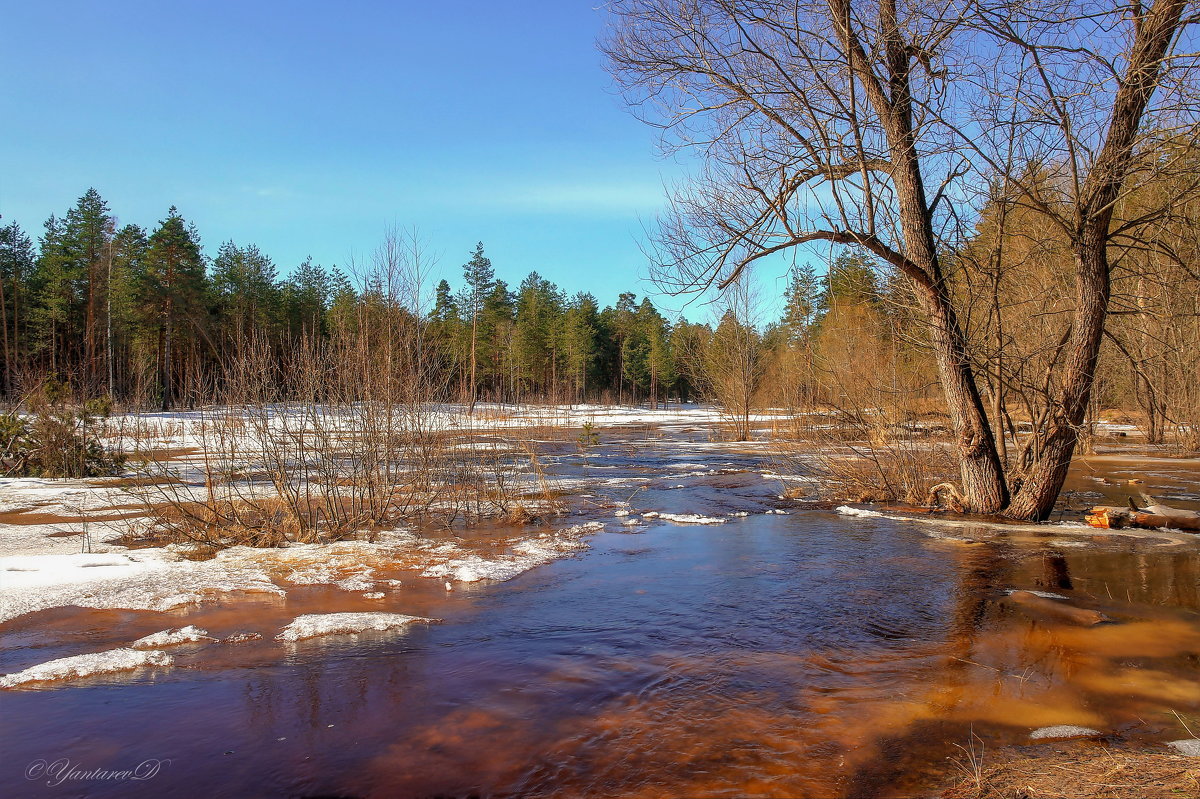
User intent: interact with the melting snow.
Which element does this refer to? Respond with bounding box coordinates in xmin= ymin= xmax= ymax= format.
xmin=655 ymin=513 xmax=726 ymax=525
xmin=1 ymin=648 xmax=173 ymax=688
xmin=422 ymin=522 xmax=603 ymax=583
xmin=276 ymin=612 xmax=434 ymax=642
xmin=836 ymin=505 xmax=885 ymax=518
xmin=0 ymin=548 xmax=285 ymax=624
xmin=130 ymin=626 xmax=212 ymax=649
xmin=1029 ymin=725 xmax=1103 ymax=740
xmin=1005 ymin=589 xmax=1070 ymax=600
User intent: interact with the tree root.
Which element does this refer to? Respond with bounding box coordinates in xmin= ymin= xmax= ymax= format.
xmin=925 ymin=482 xmax=966 ymax=513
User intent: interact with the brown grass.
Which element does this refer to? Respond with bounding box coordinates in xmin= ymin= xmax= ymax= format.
xmin=941 ymin=743 xmax=1200 ymax=799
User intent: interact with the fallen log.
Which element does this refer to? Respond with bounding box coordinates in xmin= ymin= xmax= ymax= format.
xmin=1085 ymin=505 xmax=1200 ymax=532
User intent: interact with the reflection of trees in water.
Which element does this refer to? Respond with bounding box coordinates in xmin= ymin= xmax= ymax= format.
xmin=840 ymin=542 xmax=1014 ymax=796
xmin=848 ymin=541 xmax=1200 ymax=796
xmin=1043 ymin=548 xmax=1200 ymax=609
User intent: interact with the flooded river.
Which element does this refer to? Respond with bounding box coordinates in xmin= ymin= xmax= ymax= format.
xmin=3 ymin=430 xmax=1200 ymax=797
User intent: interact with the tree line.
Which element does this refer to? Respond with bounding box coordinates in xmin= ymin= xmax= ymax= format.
xmin=0 ymin=189 xmax=784 ymax=411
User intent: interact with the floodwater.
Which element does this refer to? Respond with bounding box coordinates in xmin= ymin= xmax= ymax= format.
xmin=3 ymin=431 xmax=1200 ymax=798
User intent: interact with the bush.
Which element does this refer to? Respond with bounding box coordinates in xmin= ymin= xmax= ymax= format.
xmin=0 ymin=407 xmax=124 ymax=478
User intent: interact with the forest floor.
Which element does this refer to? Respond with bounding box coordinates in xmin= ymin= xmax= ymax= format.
xmin=939 ymin=740 xmax=1200 ymax=798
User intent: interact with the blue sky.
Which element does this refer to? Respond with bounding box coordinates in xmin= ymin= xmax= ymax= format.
xmin=0 ymin=1 xmax=799 ymax=319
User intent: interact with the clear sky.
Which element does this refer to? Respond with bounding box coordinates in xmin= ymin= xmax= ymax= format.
xmin=0 ymin=1 xmax=784 ymax=317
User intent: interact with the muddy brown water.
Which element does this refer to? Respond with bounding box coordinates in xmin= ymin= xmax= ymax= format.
xmin=3 ymin=434 xmax=1200 ymax=798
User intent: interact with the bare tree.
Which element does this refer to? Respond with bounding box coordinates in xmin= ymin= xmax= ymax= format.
xmin=603 ymin=0 xmax=1198 ymax=519
xmin=682 ymin=278 xmax=766 ymax=439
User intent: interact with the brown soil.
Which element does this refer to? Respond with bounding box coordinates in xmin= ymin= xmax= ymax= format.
xmin=0 ymin=507 xmax=150 ymax=526
xmin=127 ymin=446 xmax=200 ymax=462
xmin=86 ymin=475 xmax=183 ymax=487
xmin=940 ymin=742 xmax=1200 ymax=798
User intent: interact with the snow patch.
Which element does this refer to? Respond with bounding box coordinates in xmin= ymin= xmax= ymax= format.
xmin=655 ymin=513 xmax=726 ymax=525
xmin=421 ymin=522 xmax=602 ymax=583
xmin=1167 ymin=739 xmax=1200 ymax=756
xmin=1005 ymin=589 xmax=1070 ymax=600
xmin=1029 ymin=725 xmax=1103 ymax=740
xmin=130 ymin=625 xmax=212 ymax=649
xmin=836 ymin=505 xmax=884 ymax=518
xmin=1 ymin=648 xmax=173 ymax=688
xmin=276 ymin=612 xmax=434 ymax=642
xmin=1 ymin=552 xmax=166 ymax=591
xmin=0 ymin=547 xmax=285 ymax=624
xmin=761 ymin=472 xmax=818 ymax=483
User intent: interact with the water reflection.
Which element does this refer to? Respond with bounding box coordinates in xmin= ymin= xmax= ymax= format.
xmin=2 ymin=438 xmax=1200 ymax=798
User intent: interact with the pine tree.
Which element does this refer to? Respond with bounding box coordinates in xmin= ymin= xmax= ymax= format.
xmin=325 ymin=267 xmax=358 ymax=336
xmin=825 ymin=250 xmax=879 ymax=309
xmin=482 ymin=279 xmax=515 ymax=400
xmin=514 ymin=272 xmax=564 ymax=396
xmin=460 ymin=242 xmax=495 ymax=410
xmin=66 ymin=189 xmax=114 ymax=392
xmin=781 ymin=262 xmax=821 ymax=342
xmin=211 ymin=241 xmax=280 ymax=352
xmin=560 ymin=292 xmax=599 ymax=403
xmin=143 ymin=207 xmax=206 ymax=410
xmin=281 ymin=257 xmax=331 ymax=339
xmin=109 ymin=224 xmax=149 ymax=397
xmin=0 ymin=221 xmax=36 ymax=393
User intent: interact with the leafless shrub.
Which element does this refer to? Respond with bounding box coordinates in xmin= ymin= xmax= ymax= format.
xmin=127 ymin=230 xmax=562 ymax=551
xmin=774 ymin=301 xmax=956 ymax=505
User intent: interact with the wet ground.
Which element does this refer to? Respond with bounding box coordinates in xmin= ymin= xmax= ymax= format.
xmin=3 ymin=429 xmax=1200 ymax=798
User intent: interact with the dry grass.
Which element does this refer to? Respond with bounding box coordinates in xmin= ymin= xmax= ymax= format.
xmin=773 ymin=408 xmax=958 ymax=504
xmin=941 ymin=743 xmax=1200 ymax=799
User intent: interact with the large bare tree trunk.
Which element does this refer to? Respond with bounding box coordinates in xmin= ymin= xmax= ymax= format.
xmin=919 ymin=291 xmax=1010 ymax=512
xmin=1003 ymin=0 xmax=1187 ymax=519
xmin=844 ymin=0 xmax=1008 ymax=512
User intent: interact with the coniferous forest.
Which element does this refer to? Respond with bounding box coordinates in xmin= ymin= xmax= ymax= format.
xmin=4 ymin=186 xmax=1200 ymax=468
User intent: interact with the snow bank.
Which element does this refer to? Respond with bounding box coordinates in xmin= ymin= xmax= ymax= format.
xmin=1 ymin=552 xmax=166 ymax=590
xmin=0 ymin=548 xmax=285 ymax=624
xmin=130 ymin=626 xmax=212 ymax=649
xmin=0 ymin=477 xmax=116 ymax=515
xmin=1 ymin=648 xmax=173 ymax=688
xmin=761 ymin=472 xmax=819 ymax=483
xmin=276 ymin=612 xmax=434 ymax=642
xmin=422 ymin=522 xmax=603 ymax=583
xmin=0 ymin=517 xmax=602 ymax=623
